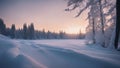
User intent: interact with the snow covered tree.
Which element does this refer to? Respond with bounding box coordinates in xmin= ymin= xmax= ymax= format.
xmin=0 ymin=18 xmax=6 ymax=35
xmin=5 ymin=28 xmax=11 ymax=37
xmin=41 ymin=29 xmax=46 ymax=39
xmin=46 ymin=31 xmax=51 ymax=39
xmin=23 ymin=23 xmax=28 ymax=39
xmin=103 ymin=0 xmax=116 ymax=48
xmin=59 ymin=31 xmax=65 ymax=39
xmin=15 ymin=29 xmax=23 ymax=39
xmin=28 ymin=23 xmax=35 ymax=39
xmin=10 ymin=24 xmax=16 ymax=38
xmin=87 ymin=5 xmax=96 ymax=44
xmin=66 ymin=0 xmax=117 ymax=48
xmin=66 ymin=0 xmax=103 ymax=44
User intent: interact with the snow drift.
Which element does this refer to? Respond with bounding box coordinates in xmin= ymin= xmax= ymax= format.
xmin=0 ymin=34 xmax=46 ymax=68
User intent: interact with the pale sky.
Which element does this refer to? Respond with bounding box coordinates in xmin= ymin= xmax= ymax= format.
xmin=0 ymin=0 xmax=88 ymax=34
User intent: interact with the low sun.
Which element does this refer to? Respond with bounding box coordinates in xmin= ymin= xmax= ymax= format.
xmin=65 ymin=26 xmax=81 ymax=34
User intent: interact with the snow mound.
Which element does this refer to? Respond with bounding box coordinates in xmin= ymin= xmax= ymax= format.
xmin=0 ymin=35 xmax=46 ymax=68
xmin=0 ymin=34 xmax=10 ymax=40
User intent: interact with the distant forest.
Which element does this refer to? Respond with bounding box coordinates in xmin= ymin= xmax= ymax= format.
xmin=0 ymin=18 xmax=85 ymax=39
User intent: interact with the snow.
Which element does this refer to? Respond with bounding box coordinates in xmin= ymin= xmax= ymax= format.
xmin=0 ymin=35 xmax=46 ymax=68
xmin=0 ymin=35 xmax=120 ymax=68
xmin=0 ymin=34 xmax=10 ymax=40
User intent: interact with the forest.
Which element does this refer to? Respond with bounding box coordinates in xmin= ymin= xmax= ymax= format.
xmin=0 ymin=19 xmax=85 ymax=39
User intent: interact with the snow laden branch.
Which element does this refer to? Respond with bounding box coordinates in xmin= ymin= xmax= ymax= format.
xmin=66 ymin=0 xmax=117 ymax=49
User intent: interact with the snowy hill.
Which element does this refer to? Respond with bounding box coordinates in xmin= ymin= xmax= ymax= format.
xmin=0 ymin=35 xmax=120 ymax=68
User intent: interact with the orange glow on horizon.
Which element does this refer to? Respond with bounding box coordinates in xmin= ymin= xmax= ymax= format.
xmin=1 ymin=0 xmax=88 ymax=34
xmin=64 ymin=25 xmax=86 ymax=34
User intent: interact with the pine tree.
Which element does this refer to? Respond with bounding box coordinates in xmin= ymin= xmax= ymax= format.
xmin=0 ymin=18 xmax=6 ymax=35
xmin=42 ymin=29 xmax=46 ymax=39
xmin=59 ymin=31 xmax=65 ymax=39
xmin=28 ymin=23 xmax=35 ymax=39
xmin=46 ymin=31 xmax=51 ymax=39
xmin=23 ymin=23 xmax=28 ymax=39
xmin=10 ymin=24 xmax=16 ymax=38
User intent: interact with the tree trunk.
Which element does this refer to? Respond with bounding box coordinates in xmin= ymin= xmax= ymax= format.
xmin=92 ymin=17 xmax=96 ymax=44
xmin=99 ymin=0 xmax=105 ymax=46
xmin=114 ymin=0 xmax=120 ymax=49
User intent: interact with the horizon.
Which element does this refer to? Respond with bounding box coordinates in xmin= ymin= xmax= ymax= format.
xmin=3 ymin=22 xmax=86 ymax=34
xmin=0 ymin=0 xmax=88 ymax=34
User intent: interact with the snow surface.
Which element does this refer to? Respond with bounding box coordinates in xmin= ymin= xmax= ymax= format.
xmin=0 ymin=35 xmax=120 ymax=68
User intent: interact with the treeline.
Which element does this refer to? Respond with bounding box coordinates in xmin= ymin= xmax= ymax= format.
xmin=0 ymin=18 xmax=85 ymax=39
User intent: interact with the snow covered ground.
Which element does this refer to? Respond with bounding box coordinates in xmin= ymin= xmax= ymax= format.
xmin=0 ymin=35 xmax=120 ymax=68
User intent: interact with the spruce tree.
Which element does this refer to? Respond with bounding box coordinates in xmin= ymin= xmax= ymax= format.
xmin=28 ymin=23 xmax=35 ymax=39
xmin=0 ymin=18 xmax=6 ymax=35
xmin=11 ymin=24 xmax=16 ymax=38
xmin=23 ymin=23 xmax=28 ymax=39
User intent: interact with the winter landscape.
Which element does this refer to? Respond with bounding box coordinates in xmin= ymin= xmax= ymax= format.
xmin=0 ymin=0 xmax=120 ymax=68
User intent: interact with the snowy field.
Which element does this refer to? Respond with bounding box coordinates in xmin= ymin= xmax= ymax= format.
xmin=0 ymin=35 xmax=120 ymax=68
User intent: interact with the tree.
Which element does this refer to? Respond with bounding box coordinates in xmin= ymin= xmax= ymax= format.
xmin=98 ymin=0 xmax=105 ymax=46
xmin=41 ymin=29 xmax=46 ymax=39
xmin=66 ymin=0 xmax=115 ymax=47
xmin=6 ymin=28 xmax=11 ymax=37
xmin=66 ymin=0 xmax=98 ymax=38
xmin=15 ymin=29 xmax=23 ymax=39
xmin=10 ymin=24 xmax=16 ymax=38
xmin=46 ymin=31 xmax=51 ymax=39
xmin=0 ymin=18 xmax=6 ymax=35
xmin=28 ymin=23 xmax=35 ymax=39
xmin=23 ymin=23 xmax=28 ymax=39
xmin=59 ymin=31 xmax=65 ymax=39
xmin=88 ymin=9 xmax=96 ymax=43
xmin=114 ymin=0 xmax=120 ymax=49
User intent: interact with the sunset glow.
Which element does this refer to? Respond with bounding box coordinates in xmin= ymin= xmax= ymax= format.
xmin=65 ymin=26 xmax=80 ymax=34
xmin=0 ymin=0 xmax=88 ymax=34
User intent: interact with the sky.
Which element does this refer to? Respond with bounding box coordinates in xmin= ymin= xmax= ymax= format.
xmin=0 ymin=0 xmax=88 ymax=34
